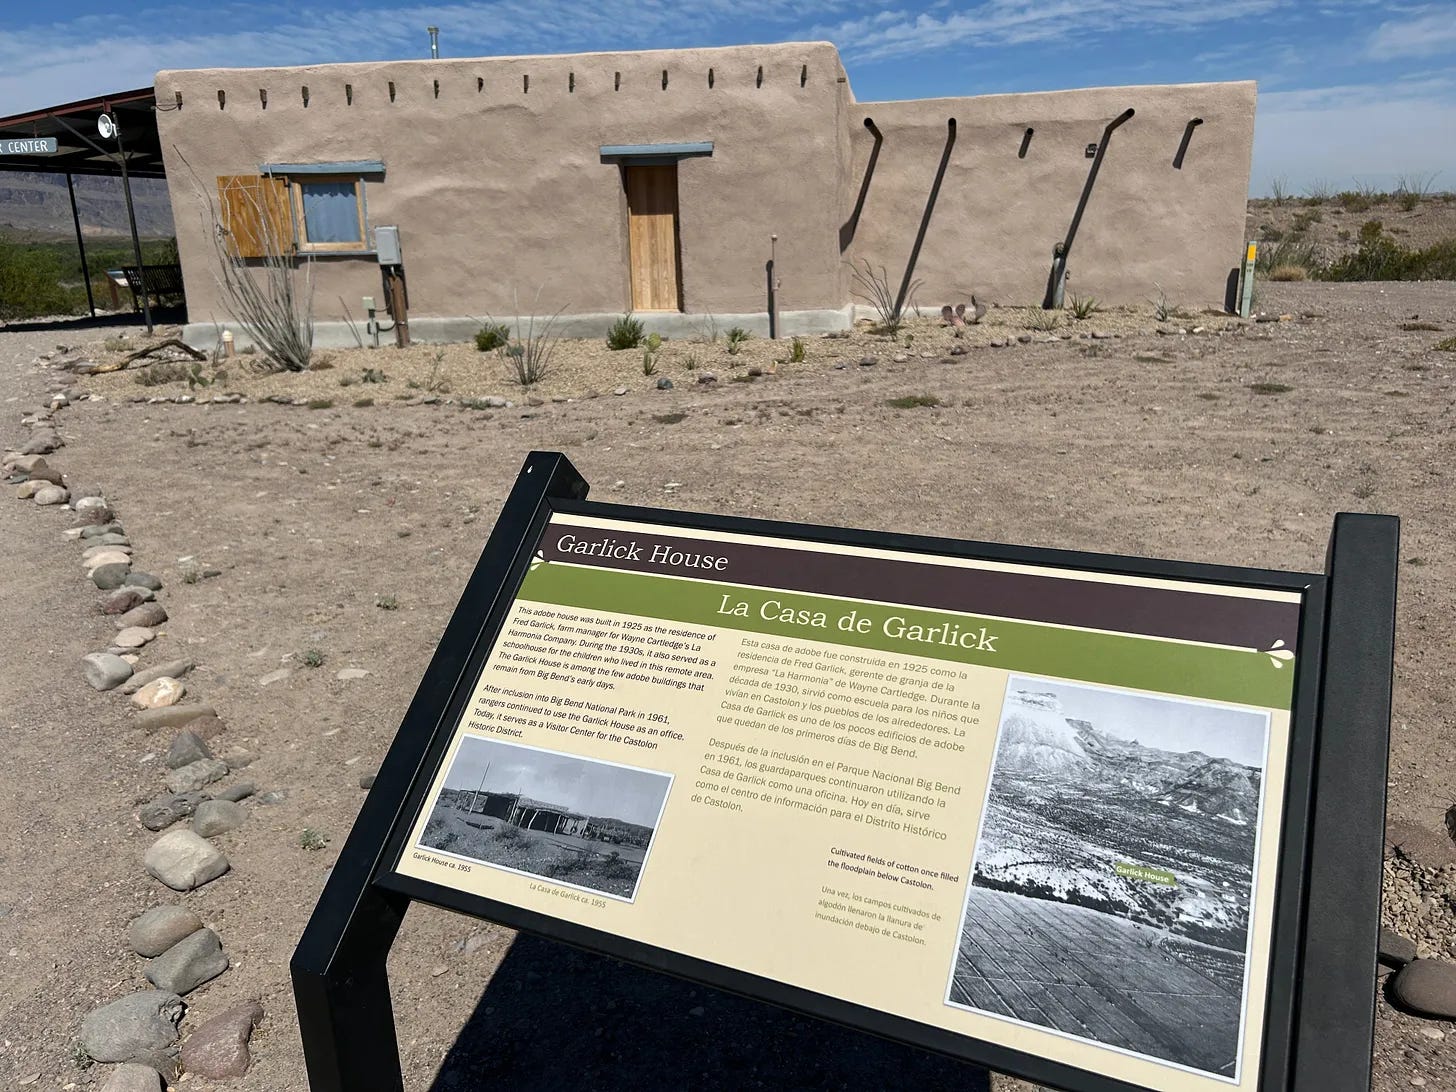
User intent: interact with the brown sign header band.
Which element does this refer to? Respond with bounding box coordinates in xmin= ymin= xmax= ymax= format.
xmin=541 ymin=522 xmax=1302 ymax=651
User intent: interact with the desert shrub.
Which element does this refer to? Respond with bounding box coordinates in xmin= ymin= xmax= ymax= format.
xmin=133 ymin=361 xmax=191 ymax=386
xmin=606 ymin=313 xmax=644 ymax=350
xmin=502 ymin=298 xmax=566 ymax=385
xmin=1068 ymin=294 xmax=1100 ymax=320
xmin=726 ymin=327 xmax=750 ymax=355
xmin=1320 ymin=223 xmax=1456 ymax=281
xmin=787 ymin=336 xmax=806 ymax=363
xmin=850 ymin=258 xmax=919 ymax=333
xmin=0 ymin=237 xmax=79 ymax=320
xmin=1024 ymin=307 xmax=1061 ymax=333
xmin=1336 ymin=190 xmax=1374 ymax=213
xmin=1268 ymin=265 xmax=1308 ymax=282
xmin=1149 ymin=284 xmax=1171 ymax=322
xmin=493 ymin=823 xmax=524 ymax=844
xmin=1258 ymin=237 xmax=1320 ymax=276
xmin=474 ymin=321 xmax=510 ymax=351
xmin=1435 ymin=336 xmax=1456 ymax=352
xmin=299 ymin=828 xmax=329 ymax=851
xmin=1303 ymin=179 xmax=1333 ymax=203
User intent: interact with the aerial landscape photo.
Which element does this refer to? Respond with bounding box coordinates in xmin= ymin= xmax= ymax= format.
xmin=947 ymin=678 xmax=1271 ymax=1078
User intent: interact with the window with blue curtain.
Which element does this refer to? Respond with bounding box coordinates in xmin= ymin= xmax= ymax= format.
xmin=299 ymin=180 xmax=362 ymax=244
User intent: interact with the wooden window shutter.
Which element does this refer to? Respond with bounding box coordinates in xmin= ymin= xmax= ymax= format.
xmin=216 ymin=175 xmax=291 ymax=258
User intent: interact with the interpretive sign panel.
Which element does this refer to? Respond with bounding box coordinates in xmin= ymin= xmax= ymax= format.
xmin=393 ymin=510 xmax=1298 ymax=1092
xmin=293 ymin=451 xmax=1398 ymax=1092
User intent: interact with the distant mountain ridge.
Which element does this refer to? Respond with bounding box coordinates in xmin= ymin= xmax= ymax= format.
xmin=996 ymin=689 xmax=1261 ymax=822
xmin=0 ymin=171 xmax=173 ymax=238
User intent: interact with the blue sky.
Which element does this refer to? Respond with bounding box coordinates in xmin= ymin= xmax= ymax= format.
xmin=2 ymin=1 xmax=1453 ymax=195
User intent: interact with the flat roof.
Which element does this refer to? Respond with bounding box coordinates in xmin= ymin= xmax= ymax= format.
xmin=0 ymin=87 xmax=165 ymax=178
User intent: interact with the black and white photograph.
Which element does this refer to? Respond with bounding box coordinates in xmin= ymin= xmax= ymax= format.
xmin=945 ymin=676 xmax=1271 ymax=1080
xmin=418 ymin=736 xmax=672 ymax=901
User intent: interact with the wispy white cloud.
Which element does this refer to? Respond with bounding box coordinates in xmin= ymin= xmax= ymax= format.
xmin=1367 ymin=7 xmax=1456 ymax=60
xmin=0 ymin=0 xmax=850 ymax=114
xmin=815 ymin=0 xmax=1282 ymax=64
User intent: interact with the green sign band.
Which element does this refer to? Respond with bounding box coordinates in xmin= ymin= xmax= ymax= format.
xmin=517 ymin=563 xmax=1295 ymax=709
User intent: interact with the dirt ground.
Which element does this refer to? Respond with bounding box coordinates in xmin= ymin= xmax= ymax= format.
xmin=1 ymin=279 xmax=1454 ymax=1092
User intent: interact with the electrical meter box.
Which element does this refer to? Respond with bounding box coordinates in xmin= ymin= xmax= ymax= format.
xmin=373 ymin=226 xmax=401 ymax=265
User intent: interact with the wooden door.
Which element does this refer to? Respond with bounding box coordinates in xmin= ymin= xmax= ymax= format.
xmin=625 ymin=165 xmax=681 ymax=311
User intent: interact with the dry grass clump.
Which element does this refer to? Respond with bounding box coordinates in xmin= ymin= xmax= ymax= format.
xmin=1268 ymin=265 xmax=1309 ymax=282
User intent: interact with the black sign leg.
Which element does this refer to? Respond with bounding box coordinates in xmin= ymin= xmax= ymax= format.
xmin=1293 ymin=511 xmax=1399 ymax=1091
xmin=291 ymin=452 xmax=589 ymax=1091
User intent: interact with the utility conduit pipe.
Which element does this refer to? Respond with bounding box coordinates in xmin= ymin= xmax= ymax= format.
xmin=1044 ymin=107 xmax=1135 ymax=309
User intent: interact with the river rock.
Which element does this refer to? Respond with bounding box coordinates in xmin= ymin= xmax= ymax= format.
xmin=183 ymin=711 xmax=226 ymax=740
xmin=92 ymin=562 xmax=133 ymax=589
xmin=121 ymin=658 xmax=194 ymax=695
xmin=75 ymin=495 xmax=109 ymax=512
xmin=79 ymin=991 xmax=185 ymax=1069
xmin=180 ymin=1000 xmax=265 ymax=1079
xmin=99 ymin=1063 xmax=164 ymax=1092
xmin=25 ymin=462 xmax=64 ymax=486
xmin=166 ymin=729 xmax=213 ymax=769
xmin=102 ymin=587 xmax=152 ymax=614
xmin=75 ymin=504 xmax=116 ymax=525
xmin=83 ymin=652 xmax=134 ymax=692
xmin=135 ymin=704 xmax=216 ymax=733
xmin=138 ymin=792 xmax=207 ymax=832
xmin=86 ymin=549 xmax=133 ymax=570
xmin=114 ymin=626 xmax=156 ymax=649
xmin=132 ymin=677 xmax=185 ymax=709
xmin=6 ymin=454 xmax=48 ymax=474
xmin=193 ymin=799 xmax=247 ymax=837
xmin=116 ymin=602 xmax=168 ymax=630
xmin=144 ymin=928 xmax=228 ymax=995
xmin=16 ymin=480 xmax=43 ymax=499
xmin=125 ymin=571 xmax=164 ymax=590
xmin=215 ymin=781 xmax=255 ymax=803
xmin=144 ymin=830 xmax=229 ymax=891
xmin=96 ymin=532 xmax=132 ymax=547
xmin=165 ymin=758 xmax=229 ymax=794
xmin=84 ymin=542 xmax=133 ymax=561
xmin=1381 ymin=927 xmax=1419 ymax=968
xmin=81 ymin=521 xmax=124 ymax=539
xmin=1392 ymin=960 xmax=1456 ymax=1018
xmin=21 ymin=432 xmax=59 ymax=455
xmin=128 ymin=905 xmax=204 ymax=957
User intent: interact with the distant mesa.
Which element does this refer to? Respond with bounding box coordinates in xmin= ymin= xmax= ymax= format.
xmin=995 ymin=690 xmax=1089 ymax=774
xmin=996 ymin=688 xmax=1261 ymax=822
xmin=1157 ymin=759 xmax=1261 ymax=825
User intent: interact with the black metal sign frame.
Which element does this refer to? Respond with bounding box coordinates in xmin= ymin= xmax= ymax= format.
xmin=291 ymin=450 xmax=1397 ymax=1092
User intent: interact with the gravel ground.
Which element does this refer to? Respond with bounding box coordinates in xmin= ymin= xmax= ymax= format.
xmin=1 ymin=280 xmax=1453 ymax=1091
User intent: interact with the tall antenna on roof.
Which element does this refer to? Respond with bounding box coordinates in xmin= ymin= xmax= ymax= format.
xmin=427 ymin=26 xmax=440 ymax=59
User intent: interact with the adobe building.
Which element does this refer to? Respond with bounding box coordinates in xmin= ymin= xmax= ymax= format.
xmin=151 ymin=42 xmax=1256 ymax=347
xmin=472 ymin=790 xmax=589 ymax=836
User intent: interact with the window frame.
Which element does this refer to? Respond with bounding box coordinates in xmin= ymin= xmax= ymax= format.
xmin=289 ymin=174 xmax=370 ymax=254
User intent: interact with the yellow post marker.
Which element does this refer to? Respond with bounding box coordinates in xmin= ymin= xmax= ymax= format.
xmin=1240 ymin=241 xmax=1259 ymax=318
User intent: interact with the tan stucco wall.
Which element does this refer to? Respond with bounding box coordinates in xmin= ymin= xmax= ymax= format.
xmin=156 ymin=43 xmax=851 ymax=332
xmin=155 ymin=43 xmax=1253 ymax=337
xmin=844 ymin=82 xmax=1256 ymax=312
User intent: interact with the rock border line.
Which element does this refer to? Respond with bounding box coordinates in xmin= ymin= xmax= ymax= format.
xmin=6 ymin=385 xmax=265 ymax=1088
